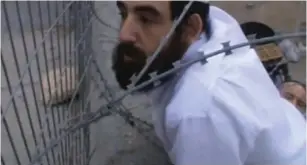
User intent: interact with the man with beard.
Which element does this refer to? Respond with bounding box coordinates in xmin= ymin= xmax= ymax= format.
xmin=112 ymin=1 xmax=306 ymax=165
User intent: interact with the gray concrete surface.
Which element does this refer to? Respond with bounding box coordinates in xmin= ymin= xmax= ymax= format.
xmin=89 ymin=2 xmax=170 ymax=165
xmin=1 ymin=1 xmax=306 ymax=165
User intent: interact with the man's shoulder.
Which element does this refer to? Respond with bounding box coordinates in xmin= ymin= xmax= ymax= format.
xmin=170 ymin=47 xmax=269 ymax=102
xmin=166 ymin=67 xmax=213 ymax=119
xmin=165 ymin=47 xmax=280 ymax=128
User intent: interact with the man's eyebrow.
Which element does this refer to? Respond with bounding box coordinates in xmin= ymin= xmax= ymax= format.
xmin=134 ymin=5 xmax=161 ymax=17
xmin=117 ymin=1 xmax=125 ymax=10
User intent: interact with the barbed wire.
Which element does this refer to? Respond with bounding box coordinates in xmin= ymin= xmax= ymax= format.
xmin=29 ymin=30 xmax=306 ymax=165
xmin=90 ymin=0 xmax=306 ymax=141
xmin=71 ymin=31 xmax=307 ymax=130
xmin=27 ymin=1 xmax=307 ymax=164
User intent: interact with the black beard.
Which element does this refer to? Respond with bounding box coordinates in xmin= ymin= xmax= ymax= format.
xmin=111 ymin=34 xmax=188 ymax=92
xmin=111 ymin=42 xmax=146 ymax=90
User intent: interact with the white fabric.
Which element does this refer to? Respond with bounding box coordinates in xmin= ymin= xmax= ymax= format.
xmin=148 ymin=6 xmax=306 ymax=165
xmin=278 ymin=39 xmax=302 ymax=63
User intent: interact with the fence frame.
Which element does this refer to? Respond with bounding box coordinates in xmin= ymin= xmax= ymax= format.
xmin=1 ymin=1 xmax=93 ymax=165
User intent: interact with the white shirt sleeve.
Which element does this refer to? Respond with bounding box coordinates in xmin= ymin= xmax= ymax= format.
xmin=167 ymin=115 xmax=246 ymax=165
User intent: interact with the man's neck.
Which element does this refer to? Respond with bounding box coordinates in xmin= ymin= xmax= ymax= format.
xmin=181 ymin=32 xmax=208 ymax=63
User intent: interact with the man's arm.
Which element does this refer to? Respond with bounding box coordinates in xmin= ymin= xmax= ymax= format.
xmin=167 ymin=115 xmax=248 ymax=165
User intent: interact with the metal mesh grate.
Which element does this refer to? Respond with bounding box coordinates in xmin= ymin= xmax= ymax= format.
xmin=1 ymin=1 xmax=92 ymax=165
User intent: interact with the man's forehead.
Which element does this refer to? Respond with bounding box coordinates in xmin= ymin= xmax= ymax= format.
xmin=117 ymin=1 xmax=170 ymax=15
xmin=282 ymin=82 xmax=306 ymax=95
xmin=283 ymin=82 xmax=304 ymax=89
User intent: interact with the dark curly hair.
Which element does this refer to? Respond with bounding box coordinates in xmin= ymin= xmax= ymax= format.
xmin=170 ymin=1 xmax=211 ymax=38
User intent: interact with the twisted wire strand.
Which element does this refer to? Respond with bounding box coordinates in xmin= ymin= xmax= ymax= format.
xmin=29 ymin=31 xmax=306 ymax=165
xmin=82 ymin=32 xmax=307 ymax=129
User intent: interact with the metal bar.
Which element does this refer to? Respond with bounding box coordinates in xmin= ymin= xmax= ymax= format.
xmin=66 ymin=2 xmax=73 ymax=165
xmin=37 ymin=1 xmax=56 ymax=164
xmin=55 ymin=1 xmax=64 ymax=120
xmin=82 ymin=3 xmax=94 ymax=163
xmin=85 ymin=145 xmax=97 ymax=165
xmin=72 ymin=2 xmax=80 ymax=164
xmin=59 ymin=131 xmax=91 ymax=164
xmin=1 ymin=156 xmax=6 ymax=165
xmin=84 ymin=2 xmax=93 ymax=164
xmin=55 ymin=1 xmax=65 ymax=109
xmin=74 ymin=3 xmax=80 ymax=165
xmin=1 ymin=108 xmax=21 ymax=165
xmin=1 ymin=0 xmax=75 ymax=118
xmin=78 ymin=2 xmax=85 ymax=164
xmin=30 ymin=54 xmax=93 ymax=165
xmin=46 ymin=1 xmax=60 ymax=141
xmin=54 ymin=2 xmax=65 ymax=165
xmin=16 ymin=0 xmax=39 ymax=149
xmin=69 ymin=2 xmax=74 ymax=105
xmin=67 ymin=2 xmax=74 ymax=164
xmin=61 ymin=2 xmax=69 ymax=165
xmin=26 ymin=2 xmax=51 ymax=165
xmin=2 ymin=2 xmax=32 ymax=162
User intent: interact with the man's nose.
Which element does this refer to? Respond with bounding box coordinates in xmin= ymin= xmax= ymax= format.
xmin=119 ymin=17 xmax=137 ymax=43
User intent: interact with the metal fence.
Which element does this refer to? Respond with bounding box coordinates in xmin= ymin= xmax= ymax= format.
xmin=1 ymin=1 xmax=306 ymax=165
xmin=1 ymin=1 xmax=92 ymax=165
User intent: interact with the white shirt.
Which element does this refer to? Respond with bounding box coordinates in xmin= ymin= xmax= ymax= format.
xmin=149 ymin=6 xmax=306 ymax=165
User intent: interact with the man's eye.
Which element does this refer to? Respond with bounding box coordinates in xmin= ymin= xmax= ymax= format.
xmin=119 ymin=12 xmax=127 ymax=20
xmin=298 ymin=101 xmax=306 ymax=109
xmin=284 ymin=93 xmax=294 ymax=100
xmin=139 ymin=16 xmax=152 ymax=24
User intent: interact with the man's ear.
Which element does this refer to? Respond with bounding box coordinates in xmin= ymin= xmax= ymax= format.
xmin=182 ymin=14 xmax=203 ymax=42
